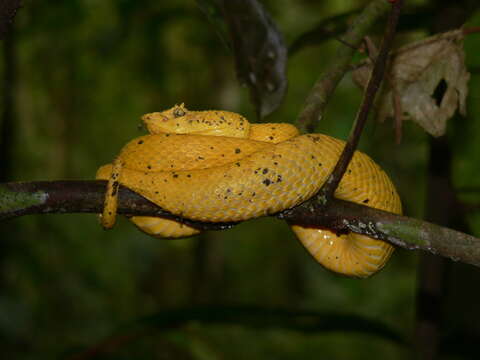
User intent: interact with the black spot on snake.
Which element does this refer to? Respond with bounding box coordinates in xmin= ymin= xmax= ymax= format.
xmin=363 ymin=199 xmax=369 ymax=204
xmin=111 ymin=181 xmax=119 ymax=196
xmin=235 ymin=148 xmax=241 ymax=154
xmin=137 ymin=140 xmax=144 ymax=144
xmin=263 ymin=179 xmax=271 ymax=186
xmin=262 ymin=168 xmax=269 ymax=174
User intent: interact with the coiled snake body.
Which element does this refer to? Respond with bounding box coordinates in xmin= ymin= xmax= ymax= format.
xmin=97 ymin=104 xmax=402 ymax=278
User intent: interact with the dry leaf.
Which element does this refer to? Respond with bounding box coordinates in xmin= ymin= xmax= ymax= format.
xmin=353 ymin=29 xmax=470 ymax=137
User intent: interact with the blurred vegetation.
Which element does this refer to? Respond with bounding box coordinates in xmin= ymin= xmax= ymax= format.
xmin=0 ymin=0 xmax=480 ymax=359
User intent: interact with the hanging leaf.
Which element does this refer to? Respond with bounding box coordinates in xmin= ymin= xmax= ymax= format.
xmin=353 ymin=29 xmax=470 ymax=137
xmin=219 ymin=0 xmax=288 ymax=119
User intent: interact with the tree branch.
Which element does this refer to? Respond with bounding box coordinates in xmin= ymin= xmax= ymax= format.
xmin=279 ymin=198 xmax=480 ymax=267
xmin=1 ymin=180 xmax=480 ymax=268
xmin=296 ymin=0 xmax=390 ymax=133
xmin=319 ymin=0 xmax=403 ymax=199
xmin=0 ymin=181 xmax=236 ymax=232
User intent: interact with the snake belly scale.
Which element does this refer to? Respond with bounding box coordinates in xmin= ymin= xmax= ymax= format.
xmin=96 ymin=104 xmax=402 ymax=278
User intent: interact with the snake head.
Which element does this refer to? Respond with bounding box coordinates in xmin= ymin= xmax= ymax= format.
xmin=141 ymin=104 xmax=250 ymax=138
xmin=142 ymin=104 xmax=188 ymax=134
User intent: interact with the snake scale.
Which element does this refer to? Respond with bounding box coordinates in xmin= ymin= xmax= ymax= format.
xmin=96 ymin=104 xmax=402 ymax=278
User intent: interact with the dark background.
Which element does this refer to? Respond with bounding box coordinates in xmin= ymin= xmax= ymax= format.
xmin=1 ymin=0 xmax=480 ymax=358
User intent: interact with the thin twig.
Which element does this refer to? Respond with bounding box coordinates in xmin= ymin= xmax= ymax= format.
xmin=288 ymin=8 xmax=360 ymax=56
xmin=318 ymin=0 xmax=403 ymax=200
xmin=1 ymin=180 xmax=480 ymax=268
xmin=296 ymin=0 xmax=390 ymax=133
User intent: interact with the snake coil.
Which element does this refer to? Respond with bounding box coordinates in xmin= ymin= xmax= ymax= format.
xmin=97 ymin=104 xmax=402 ymax=278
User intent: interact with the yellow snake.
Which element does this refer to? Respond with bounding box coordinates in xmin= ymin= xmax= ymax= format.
xmin=96 ymin=104 xmax=402 ymax=278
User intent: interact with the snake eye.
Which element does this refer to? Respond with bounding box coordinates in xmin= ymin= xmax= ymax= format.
xmin=173 ymin=106 xmax=186 ymax=118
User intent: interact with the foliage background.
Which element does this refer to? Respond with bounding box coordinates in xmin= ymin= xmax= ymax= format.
xmin=1 ymin=0 xmax=480 ymax=358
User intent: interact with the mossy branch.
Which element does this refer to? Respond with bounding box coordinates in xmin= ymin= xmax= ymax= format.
xmin=1 ymin=180 xmax=479 ymax=268
xmin=319 ymin=0 xmax=403 ymax=199
xmin=296 ymin=0 xmax=390 ymax=133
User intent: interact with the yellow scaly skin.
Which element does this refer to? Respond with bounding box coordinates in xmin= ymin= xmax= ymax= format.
xmin=96 ymin=104 xmax=402 ymax=278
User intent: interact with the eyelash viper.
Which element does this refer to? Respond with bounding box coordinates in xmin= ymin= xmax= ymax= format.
xmin=96 ymin=104 xmax=402 ymax=278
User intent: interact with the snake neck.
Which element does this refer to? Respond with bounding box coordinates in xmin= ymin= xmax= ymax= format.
xmin=248 ymin=123 xmax=300 ymax=143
